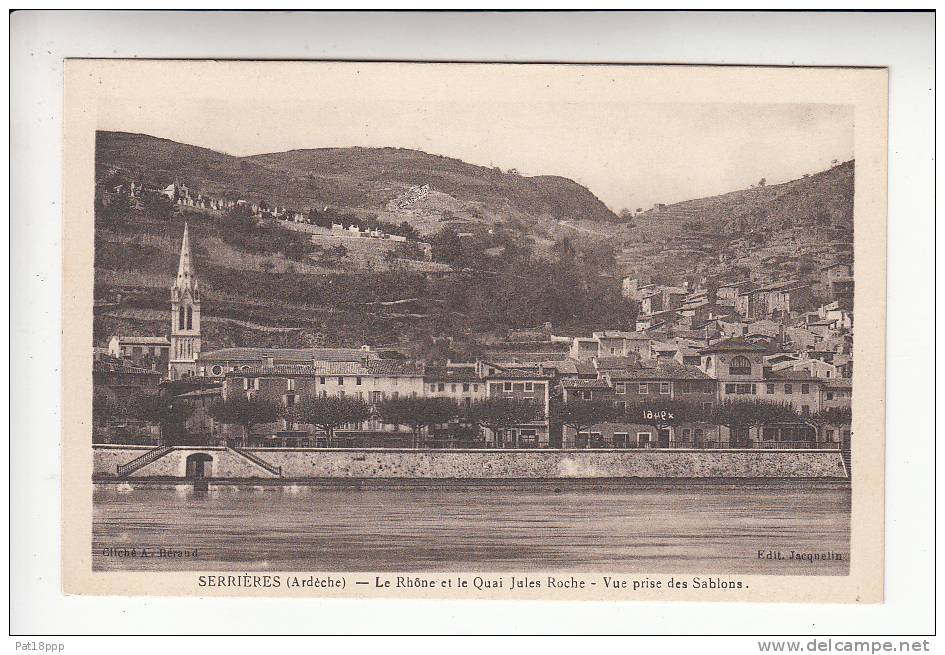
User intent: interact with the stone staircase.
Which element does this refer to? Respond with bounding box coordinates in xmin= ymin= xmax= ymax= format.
xmin=840 ymin=448 xmax=852 ymax=479
xmin=116 ymin=445 xmax=173 ymax=478
xmin=227 ymin=446 xmax=282 ymax=477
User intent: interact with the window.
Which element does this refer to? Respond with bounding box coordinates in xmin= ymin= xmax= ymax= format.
xmin=287 ymin=378 xmax=295 ymax=391
xmin=285 ymin=394 xmax=296 ymax=408
xmin=178 ymin=306 xmax=185 ymax=330
xmin=615 ymin=382 xmax=626 ymax=394
xmin=338 ymin=390 xmax=345 ymax=398
xmin=659 ymin=382 xmax=670 ymax=395
xmin=392 ymin=391 xmax=399 ymax=400
xmin=319 ymin=376 xmax=326 ymax=384
xmin=784 ymin=384 xmax=793 ymax=395
xmin=766 ymin=383 xmax=775 ymax=394
xmin=211 ymin=365 xmax=223 ymax=376
xmin=356 ymin=391 xmax=363 ymax=400
xmin=826 ymin=370 xmax=832 ymax=378
xmin=372 ymin=391 xmax=382 ymax=403
xmin=615 ymin=401 xmax=626 ymax=411
xmin=462 ymin=383 xmax=470 ymax=392
xmin=451 ymin=384 xmax=457 ymax=392
xmin=243 ymin=377 xmax=250 ymax=391
xmin=826 ymin=429 xmax=835 ymax=441
xmin=473 ymin=384 xmax=479 ymax=392
xmin=186 ymin=306 xmax=193 ymax=330
xmin=392 ymin=377 xmax=399 ymax=386
xmin=320 ymin=390 xmax=328 ymax=398
xmin=430 ymin=384 xmax=437 ymax=393
xmin=614 ymin=432 xmax=628 ymax=448
xmin=356 ymin=377 xmax=362 ymax=386
xmin=338 ymin=376 xmax=344 ymax=385
xmin=438 ymin=383 xmax=445 ymax=392
xmin=524 ymin=382 xmax=534 ymax=392
xmin=826 ymin=392 xmax=835 ymax=401
xmin=801 ymin=384 xmax=810 ymax=394
xmin=637 ymin=432 xmax=651 ymax=448
xmin=702 ymin=402 xmax=713 ymax=413
xmin=639 ymin=383 xmax=648 ymax=394
xmin=729 ymin=355 xmax=752 ymax=375
xmin=504 ymin=382 xmax=513 ymax=392
xmin=801 ymin=405 xmax=810 ymax=417
xmin=728 ymin=383 xmax=755 ymax=395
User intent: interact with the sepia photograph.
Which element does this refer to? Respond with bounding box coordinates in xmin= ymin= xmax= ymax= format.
xmin=58 ymin=58 xmax=888 ymax=603
xmin=11 ymin=5 xmax=940 ymax=641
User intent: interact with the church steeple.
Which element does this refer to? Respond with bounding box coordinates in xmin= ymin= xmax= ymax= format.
xmin=169 ymin=222 xmax=201 ymax=380
xmin=174 ymin=221 xmax=197 ymax=294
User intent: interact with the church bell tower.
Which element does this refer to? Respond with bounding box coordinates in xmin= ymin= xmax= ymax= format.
xmin=169 ymin=222 xmax=201 ymax=380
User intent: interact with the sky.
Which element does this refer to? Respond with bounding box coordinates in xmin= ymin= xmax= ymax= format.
xmin=94 ymin=62 xmax=854 ymax=211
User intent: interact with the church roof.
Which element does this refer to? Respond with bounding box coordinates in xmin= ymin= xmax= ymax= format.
xmin=199 ymin=347 xmax=370 ymax=363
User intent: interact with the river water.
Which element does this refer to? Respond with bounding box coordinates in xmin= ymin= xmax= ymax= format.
xmin=92 ymin=480 xmax=850 ymax=575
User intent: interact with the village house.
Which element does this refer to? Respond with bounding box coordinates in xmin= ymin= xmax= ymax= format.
xmin=766 ymin=282 xmax=813 ymax=318
xmin=820 ymin=261 xmax=853 ymax=290
xmin=220 ymin=365 xmax=320 ymax=447
xmin=424 ymin=366 xmax=487 ymax=408
xmin=484 ymin=369 xmax=551 ymax=448
xmin=735 ymin=288 xmax=769 ymax=321
xmin=93 ymin=355 xmax=163 ymax=406
xmin=107 ymin=335 xmax=170 ymax=375
xmin=560 ymin=360 xmax=718 ymax=449
xmin=716 ymin=280 xmax=752 ymax=307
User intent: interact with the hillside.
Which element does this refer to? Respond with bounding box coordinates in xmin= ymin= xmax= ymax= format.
xmin=94 ymin=131 xmax=854 ymax=357
xmin=615 ymin=161 xmax=854 ymax=285
xmin=97 ymin=132 xmax=619 ymax=238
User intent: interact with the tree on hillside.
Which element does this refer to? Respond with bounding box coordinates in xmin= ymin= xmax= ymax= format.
xmin=208 ymin=395 xmax=281 ymax=447
xmin=288 ymin=396 xmax=371 ymax=448
xmin=550 ymin=399 xmax=618 ymax=448
xmin=374 ymin=396 xmax=461 ymax=448
xmin=431 ymin=226 xmax=464 ymax=266
xmin=466 ymin=398 xmax=544 ymax=448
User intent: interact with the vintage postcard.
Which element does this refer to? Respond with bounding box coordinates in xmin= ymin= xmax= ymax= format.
xmin=62 ymin=60 xmax=887 ymax=602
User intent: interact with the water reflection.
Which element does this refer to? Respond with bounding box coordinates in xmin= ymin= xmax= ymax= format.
xmin=93 ymin=480 xmax=850 ymax=575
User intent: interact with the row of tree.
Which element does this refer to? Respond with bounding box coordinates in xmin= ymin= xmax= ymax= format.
xmin=96 ymin=390 xmax=852 ymax=448
xmin=208 ymin=395 xmax=544 ymax=448
xmin=552 ymin=398 xmax=851 ymax=443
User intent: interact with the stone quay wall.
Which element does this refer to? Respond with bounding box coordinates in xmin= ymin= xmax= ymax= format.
xmin=93 ymin=445 xmax=848 ymax=479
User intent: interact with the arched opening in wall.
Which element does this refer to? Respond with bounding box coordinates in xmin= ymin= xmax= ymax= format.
xmin=729 ymin=355 xmax=752 ymax=376
xmin=178 ymin=306 xmax=185 ymax=330
xmin=186 ymin=306 xmax=193 ymax=330
xmin=185 ymin=453 xmax=213 ymax=479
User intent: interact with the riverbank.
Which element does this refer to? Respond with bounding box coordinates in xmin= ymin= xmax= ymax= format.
xmin=93 ymin=476 xmax=850 ymax=489
xmin=94 ymin=445 xmax=849 ymax=480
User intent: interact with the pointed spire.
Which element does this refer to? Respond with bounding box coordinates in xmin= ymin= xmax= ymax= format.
xmin=175 ymin=222 xmax=196 ymax=290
